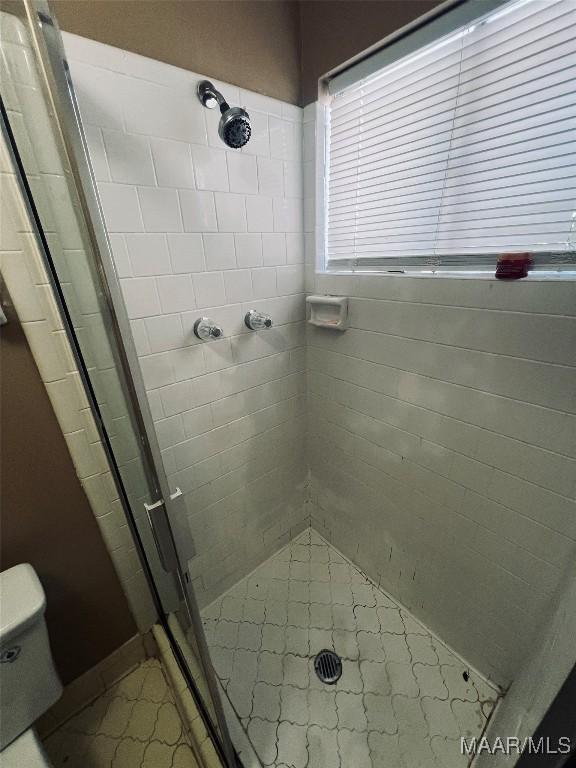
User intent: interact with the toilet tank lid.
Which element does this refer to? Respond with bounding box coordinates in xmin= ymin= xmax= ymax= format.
xmin=0 ymin=564 xmax=46 ymax=643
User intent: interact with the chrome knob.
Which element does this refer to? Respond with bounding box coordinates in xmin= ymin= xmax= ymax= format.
xmin=194 ymin=317 xmax=223 ymax=340
xmin=245 ymin=310 xmax=273 ymax=331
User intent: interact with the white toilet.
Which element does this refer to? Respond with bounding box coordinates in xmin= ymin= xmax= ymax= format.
xmin=0 ymin=564 xmax=63 ymax=766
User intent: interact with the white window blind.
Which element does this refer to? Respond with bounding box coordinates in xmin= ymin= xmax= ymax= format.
xmin=325 ymin=0 xmax=576 ymax=272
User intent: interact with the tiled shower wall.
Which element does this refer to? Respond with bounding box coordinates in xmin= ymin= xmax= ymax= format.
xmin=63 ymin=33 xmax=308 ymax=605
xmin=304 ymin=105 xmax=576 ymax=687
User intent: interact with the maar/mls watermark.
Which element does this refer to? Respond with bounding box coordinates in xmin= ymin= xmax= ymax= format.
xmin=461 ymin=736 xmax=573 ymax=756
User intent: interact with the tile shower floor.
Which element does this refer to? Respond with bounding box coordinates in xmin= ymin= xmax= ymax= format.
xmin=44 ymin=659 xmax=199 ymax=768
xmin=201 ymin=529 xmax=500 ymax=768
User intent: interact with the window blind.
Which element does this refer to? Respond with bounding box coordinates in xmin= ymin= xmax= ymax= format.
xmin=325 ymin=0 xmax=576 ymax=272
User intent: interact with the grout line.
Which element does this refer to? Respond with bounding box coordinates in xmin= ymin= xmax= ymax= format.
xmin=309 ymin=389 xmax=576 ymax=503
xmin=307 ymin=342 xmax=576 ymax=442
xmin=345 ymin=293 xmax=576 ymax=320
xmin=307 ymin=356 xmax=576 ymax=464
xmin=310 ymin=416 xmax=576 ymax=547
xmin=307 ymin=336 xmax=576 ymax=417
xmin=342 ymin=321 xmax=576 ymax=372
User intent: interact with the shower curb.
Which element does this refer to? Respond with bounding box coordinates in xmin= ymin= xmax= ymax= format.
xmin=152 ymin=623 xmax=224 ymax=768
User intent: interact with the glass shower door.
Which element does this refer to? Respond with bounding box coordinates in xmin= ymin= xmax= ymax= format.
xmin=0 ymin=2 xmax=236 ymax=765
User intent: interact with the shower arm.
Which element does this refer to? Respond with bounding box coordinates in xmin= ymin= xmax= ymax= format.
xmin=197 ymin=80 xmax=229 ymax=114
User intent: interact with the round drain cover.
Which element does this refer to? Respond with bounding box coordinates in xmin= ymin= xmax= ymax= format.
xmin=314 ymin=650 xmax=342 ymax=684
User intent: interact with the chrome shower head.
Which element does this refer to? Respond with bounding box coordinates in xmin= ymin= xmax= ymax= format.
xmin=218 ymin=106 xmax=251 ymax=149
xmin=197 ymin=80 xmax=251 ymax=149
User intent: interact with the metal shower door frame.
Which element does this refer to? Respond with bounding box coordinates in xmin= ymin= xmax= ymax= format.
xmin=12 ymin=2 xmax=238 ymax=764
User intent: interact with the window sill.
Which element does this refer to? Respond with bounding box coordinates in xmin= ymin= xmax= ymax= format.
xmin=320 ymin=269 xmax=576 ymax=282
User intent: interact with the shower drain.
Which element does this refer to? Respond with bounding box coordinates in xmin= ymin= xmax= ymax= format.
xmin=314 ymin=650 xmax=342 ymax=684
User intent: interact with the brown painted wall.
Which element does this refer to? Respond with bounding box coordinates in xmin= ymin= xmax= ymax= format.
xmin=300 ymin=0 xmax=444 ymax=104
xmin=51 ymin=0 xmax=444 ymax=107
xmin=51 ymin=0 xmax=302 ymax=105
xmin=0 ymin=287 xmax=136 ymax=685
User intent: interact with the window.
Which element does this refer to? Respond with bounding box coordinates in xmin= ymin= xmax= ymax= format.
xmin=324 ymin=0 xmax=576 ymax=274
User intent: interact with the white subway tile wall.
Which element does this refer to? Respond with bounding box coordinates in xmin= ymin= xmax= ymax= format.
xmin=303 ymin=104 xmax=576 ymax=687
xmin=63 ymin=32 xmax=308 ymax=606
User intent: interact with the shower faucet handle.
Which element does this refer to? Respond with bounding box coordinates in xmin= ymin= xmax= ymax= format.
xmin=194 ymin=317 xmax=223 ymax=340
xmin=245 ymin=309 xmax=273 ymax=331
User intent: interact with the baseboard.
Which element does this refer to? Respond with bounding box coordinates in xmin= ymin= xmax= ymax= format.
xmin=36 ymin=631 xmax=155 ymax=738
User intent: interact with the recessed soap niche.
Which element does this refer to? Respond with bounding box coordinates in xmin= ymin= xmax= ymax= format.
xmin=306 ymin=295 xmax=348 ymax=330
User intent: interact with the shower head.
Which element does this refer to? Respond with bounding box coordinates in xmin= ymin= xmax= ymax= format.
xmin=197 ymin=80 xmax=251 ymax=149
xmin=218 ymin=106 xmax=251 ymax=150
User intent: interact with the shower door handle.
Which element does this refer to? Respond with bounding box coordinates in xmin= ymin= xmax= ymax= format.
xmin=144 ymin=495 xmax=181 ymax=574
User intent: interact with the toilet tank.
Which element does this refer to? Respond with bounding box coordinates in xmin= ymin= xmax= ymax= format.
xmin=0 ymin=564 xmax=63 ymax=750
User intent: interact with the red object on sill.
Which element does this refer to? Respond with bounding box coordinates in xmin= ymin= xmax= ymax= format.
xmin=495 ymin=252 xmax=532 ymax=279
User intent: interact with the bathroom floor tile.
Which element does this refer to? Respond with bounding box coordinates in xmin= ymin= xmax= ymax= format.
xmin=43 ymin=658 xmax=200 ymax=768
xmin=201 ymin=527 xmax=501 ymax=767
